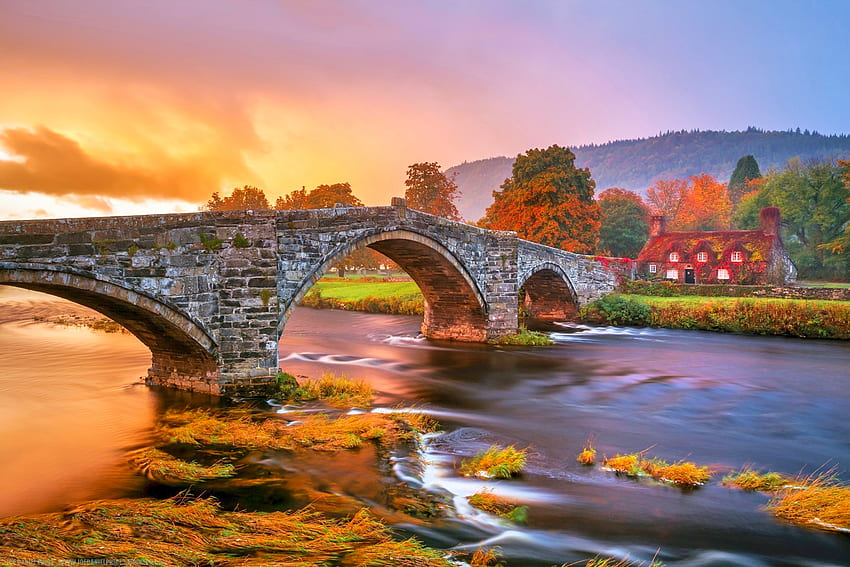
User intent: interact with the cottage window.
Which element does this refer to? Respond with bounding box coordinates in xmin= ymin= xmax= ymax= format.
xmin=669 ymin=252 xmax=680 ymax=262
xmin=730 ymin=251 xmax=743 ymax=263
xmin=696 ymin=251 xmax=708 ymax=262
xmin=666 ymin=268 xmax=679 ymax=280
xmin=648 ymin=263 xmax=657 ymax=274
xmin=717 ymin=268 xmax=730 ymax=280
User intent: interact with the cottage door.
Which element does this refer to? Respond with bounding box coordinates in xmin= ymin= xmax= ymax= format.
xmin=684 ymin=268 xmax=695 ymax=284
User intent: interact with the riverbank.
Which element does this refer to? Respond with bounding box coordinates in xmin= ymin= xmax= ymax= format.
xmin=581 ymin=294 xmax=850 ymax=339
xmin=301 ymin=276 xmax=850 ymax=339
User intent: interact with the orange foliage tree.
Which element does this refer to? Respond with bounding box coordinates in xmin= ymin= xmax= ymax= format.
xmin=646 ymin=178 xmax=688 ymax=221
xmin=275 ymin=182 xmax=363 ymax=210
xmin=205 ymin=185 xmax=270 ymax=211
xmin=675 ymin=173 xmax=732 ymax=231
xmin=480 ymin=145 xmax=600 ymax=253
xmin=404 ymin=162 xmax=462 ymax=220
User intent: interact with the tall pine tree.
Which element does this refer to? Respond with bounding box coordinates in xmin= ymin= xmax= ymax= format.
xmin=729 ymin=154 xmax=762 ymax=205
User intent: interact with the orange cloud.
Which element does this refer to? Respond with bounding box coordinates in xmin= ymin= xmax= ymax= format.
xmin=0 ymin=125 xmax=251 ymax=203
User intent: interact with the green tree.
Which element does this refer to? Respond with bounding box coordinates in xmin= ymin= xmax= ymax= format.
xmin=735 ymin=158 xmax=850 ymax=280
xmin=729 ymin=154 xmax=762 ymax=205
xmin=404 ymin=162 xmax=462 ymax=220
xmin=597 ymin=188 xmax=650 ymax=257
xmin=204 ymin=185 xmax=270 ymax=211
xmin=822 ymin=159 xmax=850 ymax=257
xmin=480 ymin=145 xmax=601 ymax=253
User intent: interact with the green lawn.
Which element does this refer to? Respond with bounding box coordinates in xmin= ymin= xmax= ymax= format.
xmin=309 ymin=276 xmax=422 ymax=301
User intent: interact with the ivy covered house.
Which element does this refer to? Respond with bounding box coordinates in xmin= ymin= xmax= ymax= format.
xmin=636 ymin=207 xmax=797 ymax=285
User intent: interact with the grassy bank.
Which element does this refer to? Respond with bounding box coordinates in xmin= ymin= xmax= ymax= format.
xmin=580 ymin=294 xmax=850 ymax=339
xmin=301 ymin=275 xmax=425 ymax=315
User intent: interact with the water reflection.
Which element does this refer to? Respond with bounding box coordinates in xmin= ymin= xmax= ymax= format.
xmin=0 ymin=287 xmax=155 ymax=517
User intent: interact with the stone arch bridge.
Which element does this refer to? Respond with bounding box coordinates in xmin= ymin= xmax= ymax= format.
xmin=0 ymin=200 xmax=627 ymax=396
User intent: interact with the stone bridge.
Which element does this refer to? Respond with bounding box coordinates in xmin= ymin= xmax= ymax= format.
xmin=0 ymin=199 xmax=626 ymax=396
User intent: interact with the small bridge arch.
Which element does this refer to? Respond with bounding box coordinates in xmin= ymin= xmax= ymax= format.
xmin=519 ymin=262 xmax=580 ymax=325
xmin=0 ymin=264 xmax=220 ymax=389
xmin=287 ymin=228 xmax=489 ymax=342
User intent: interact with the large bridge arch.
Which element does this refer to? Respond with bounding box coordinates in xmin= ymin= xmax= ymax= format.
xmin=286 ymin=228 xmax=489 ymax=341
xmin=0 ymin=265 xmax=220 ymax=390
xmin=519 ymin=262 xmax=579 ymax=325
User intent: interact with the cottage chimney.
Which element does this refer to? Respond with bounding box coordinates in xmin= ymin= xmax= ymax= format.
xmin=759 ymin=207 xmax=781 ymax=236
xmin=649 ymin=214 xmax=667 ymax=237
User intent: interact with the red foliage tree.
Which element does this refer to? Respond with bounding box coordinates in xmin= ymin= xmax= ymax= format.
xmin=480 ymin=145 xmax=600 ymax=253
xmin=404 ymin=162 xmax=462 ymax=220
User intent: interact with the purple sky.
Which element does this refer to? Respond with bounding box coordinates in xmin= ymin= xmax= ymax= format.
xmin=1 ymin=0 xmax=848 ymax=218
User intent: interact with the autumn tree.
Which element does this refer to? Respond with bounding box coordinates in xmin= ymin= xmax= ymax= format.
xmin=305 ymin=182 xmax=363 ymax=208
xmin=404 ymin=162 xmax=462 ymax=220
xmin=674 ymin=173 xmax=732 ymax=231
xmin=274 ymin=187 xmax=309 ymax=210
xmin=597 ymin=188 xmax=650 ymax=257
xmin=736 ymin=158 xmax=849 ymax=279
xmin=646 ymin=179 xmax=689 ymax=221
xmin=728 ymin=154 xmax=762 ymax=205
xmin=205 ymin=185 xmax=270 ymax=211
xmin=480 ymin=145 xmax=600 ymax=253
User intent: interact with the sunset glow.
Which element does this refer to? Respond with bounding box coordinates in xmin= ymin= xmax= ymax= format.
xmin=1 ymin=0 xmax=848 ymax=218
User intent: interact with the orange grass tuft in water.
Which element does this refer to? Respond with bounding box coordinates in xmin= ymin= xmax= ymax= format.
xmin=577 ymin=442 xmax=597 ymax=466
xmin=467 ymin=489 xmax=528 ymax=523
xmin=723 ymin=467 xmax=793 ymax=491
xmin=768 ymin=472 xmax=850 ymax=534
xmin=602 ymin=452 xmax=710 ymax=487
xmin=459 ymin=445 xmax=528 ymax=479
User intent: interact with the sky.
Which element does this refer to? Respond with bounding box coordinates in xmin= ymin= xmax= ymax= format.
xmin=1 ymin=0 xmax=849 ymax=219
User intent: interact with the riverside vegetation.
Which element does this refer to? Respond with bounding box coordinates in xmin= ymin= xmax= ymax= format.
xmin=2 ymin=371 xmax=848 ymax=563
xmin=301 ymin=274 xmax=850 ymax=339
xmin=0 ymin=369 xmax=675 ymax=567
xmin=580 ymin=293 xmax=850 ymax=339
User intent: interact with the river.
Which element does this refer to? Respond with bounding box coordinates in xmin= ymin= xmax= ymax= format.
xmin=1 ymin=286 xmax=849 ymax=566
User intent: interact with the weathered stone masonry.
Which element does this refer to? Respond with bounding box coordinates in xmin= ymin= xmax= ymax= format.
xmin=0 ymin=201 xmax=619 ymax=396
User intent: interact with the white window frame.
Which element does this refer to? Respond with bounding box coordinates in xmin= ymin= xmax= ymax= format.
xmin=669 ymin=252 xmax=680 ymax=262
xmin=696 ymin=251 xmax=708 ymax=262
xmin=717 ymin=268 xmax=730 ymax=280
xmin=666 ymin=269 xmax=679 ymax=280
xmin=648 ymin=264 xmax=657 ymax=274
xmin=730 ymin=251 xmax=743 ymax=263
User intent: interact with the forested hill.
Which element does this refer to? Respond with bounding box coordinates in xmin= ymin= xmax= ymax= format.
xmin=447 ymin=128 xmax=850 ymax=222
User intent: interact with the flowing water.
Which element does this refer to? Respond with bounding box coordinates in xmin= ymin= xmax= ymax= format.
xmin=1 ymin=286 xmax=849 ymax=566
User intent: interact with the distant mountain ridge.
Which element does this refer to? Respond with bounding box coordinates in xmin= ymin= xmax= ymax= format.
xmin=447 ymin=128 xmax=850 ymax=222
